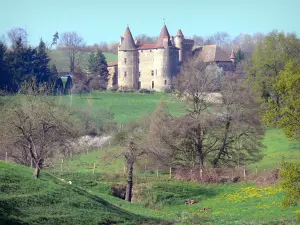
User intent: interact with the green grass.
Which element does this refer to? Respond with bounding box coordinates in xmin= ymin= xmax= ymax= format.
xmin=48 ymin=49 xmax=117 ymax=73
xmin=56 ymin=91 xmax=186 ymax=124
xmin=0 ymin=161 xmax=166 ymax=225
xmin=249 ymin=129 xmax=300 ymax=171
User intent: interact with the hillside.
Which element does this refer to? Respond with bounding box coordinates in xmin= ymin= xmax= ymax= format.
xmin=48 ymin=50 xmax=117 ymax=73
xmin=0 ymin=161 xmax=164 ymax=225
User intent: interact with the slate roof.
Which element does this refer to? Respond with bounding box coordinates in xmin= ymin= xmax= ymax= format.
xmin=197 ymin=45 xmax=232 ymax=62
xmin=137 ymin=44 xmax=157 ymax=50
xmin=176 ymin=29 xmax=184 ymax=37
xmin=119 ymin=27 xmax=136 ymax=51
xmin=155 ymin=25 xmax=172 ymax=48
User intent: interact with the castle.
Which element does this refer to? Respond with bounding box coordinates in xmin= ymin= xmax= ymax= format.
xmin=108 ymin=25 xmax=236 ymax=91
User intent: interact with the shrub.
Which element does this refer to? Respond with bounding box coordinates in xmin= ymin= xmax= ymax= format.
xmin=280 ymin=160 xmax=300 ymax=207
xmin=138 ymin=88 xmax=155 ymax=94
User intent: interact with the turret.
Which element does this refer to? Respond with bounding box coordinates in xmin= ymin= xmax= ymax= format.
xmin=118 ymin=27 xmax=138 ymax=89
xmin=174 ymin=29 xmax=184 ymax=63
xmin=230 ymin=49 xmax=236 ymax=64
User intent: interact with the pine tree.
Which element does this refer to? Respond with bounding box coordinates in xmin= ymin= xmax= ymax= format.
xmin=0 ymin=42 xmax=12 ymax=91
xmin=64 ymin=76 xmax=72 ymax=94
xmin=235 ymin=48 xmax=245 ymax=63
xmin=53 ymin=77 xmax=64 ymax=95
xmin=87 ymin=50 xmax=108 ymax=81
xmin=34 ymin=39 xmax=51 ymax=84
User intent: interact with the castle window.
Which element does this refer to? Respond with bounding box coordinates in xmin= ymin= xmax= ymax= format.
xmin=151 ymin=70 xmax=154 ymax=76
xmin=139 ymin=72 xmax=141 ymax=77
xmin=156 ymin=69 xmax=157 ymax=75
xmin=124 ymin=58 xmax=127 ymax=63
xmin=164 ymin=80 xmax=167 ymax=85
xmin=150 ymin=50 xmax=152 ymax=52
xmin=124 ymin=72 xmax=127 ymax=77
xmin=152 ymin=81 xmax=154 ymax=89
xmin=138 ymin=58 xmax=140 ymax=63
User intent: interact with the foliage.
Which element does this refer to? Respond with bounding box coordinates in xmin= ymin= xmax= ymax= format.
xmin=64 ymin=76 xmax=72 ymax=94
xmin=263 ymin=60 xmax=300 ymax=139
xmin=53 ymin=77 xmax=64 ymax=95
xmin=280 ymin=160 xmax=300 ymax=208
xmin=235 ymin=48 xmax=245 ymax=63
xmin=88 ymin=50 xmax=109 ymax=81
xmin=246 ymin=31 xmax=300 ymax=102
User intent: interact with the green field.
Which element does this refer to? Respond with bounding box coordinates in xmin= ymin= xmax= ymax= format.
xmin=1 ymin=92 xmax=300 ymax=224
xmin=57 ymin=91 xmax=186 ymax=124
xmin=48 ymin=49 xmax=117 ymax=73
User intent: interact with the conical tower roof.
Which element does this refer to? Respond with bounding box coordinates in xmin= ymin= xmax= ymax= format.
xmin=176 ymin=29 xmax=184 ymax=37
xmin=230 ymin=49 xmax=236 ymax=59
xmin=155 ymin=25 xmax=172 ymax=48
xmin=119 ymin=27 xmax=136 ymax=51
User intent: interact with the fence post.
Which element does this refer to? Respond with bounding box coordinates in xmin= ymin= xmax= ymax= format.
xmin=5 ymin=152 xmax=7 ymax=163
xmin=61 ymin=158 xmax=64 ymax=172
xmin=200 ymin=168 xmax=203 ymax=180
xmin=156 ymin=166 xmax=159 ymax=178
xmin=169 ymin=167 xmax=172 ymax=179
xmin=243 ymin=166 xmax=246 ymax=179
xmin=144 ymin=164 xmax=146 ymax=177
xmin=93 ymin=163 xmax=96 ymax=175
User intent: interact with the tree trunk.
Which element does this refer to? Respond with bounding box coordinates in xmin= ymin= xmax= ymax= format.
xmin=212 ymin=118 xmax=231 ymax=168
xmin=33 ymin=165 xmax=40 ymax=179
xmin=32 ymin=159 xmax=43 ymax=179
xmin=125 ymin=161 xmax=134 ymax=202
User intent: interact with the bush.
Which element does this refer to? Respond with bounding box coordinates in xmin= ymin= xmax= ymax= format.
xmin=163 ymin=87 xmax=174 ymax=93
xmin=280 ymin=160 xmax=300 ymax=207
xmin=138 ymin=88 xmax=155 ymax=94
xmin=109 ymin=85 xmax=118 ymax=92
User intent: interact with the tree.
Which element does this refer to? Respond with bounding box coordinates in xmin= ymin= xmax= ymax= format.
xmin=50 ymin=32 xmax=59 ymax=49
xmin=263 ymin=60 xmax=300 ymax=139
xmin=88 ymin=50 xmax=108 ymax=81
xmin=246 ymin=31 xmax=300 ymax=103
xmin=235 ymin=48 xmax=245 ymax=63
xmin=64 ymin=76 xmax=72 ymax=94
xmin=34 ymin=39 xmax=51 ymax=84
xmin=53 ymin=77 xmax=64 ymax=95
xmin=0 ymin=41 xmax=12 ymax=92
xmin=0 ymin=94 xmax=81 ymax=178
xmin=150 ymin=58 xmax=264 ymax=169
xmin=7 ymin=27 xmax=28 ymax=47
xmin=58 ymin=32 xmax=85 ymax=72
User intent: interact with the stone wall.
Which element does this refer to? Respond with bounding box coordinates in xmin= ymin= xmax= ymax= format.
xmin=118 ymin=50 xmax=138 ymax=89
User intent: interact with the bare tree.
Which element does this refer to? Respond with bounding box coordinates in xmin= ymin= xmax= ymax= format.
xmin=7 ymin=27 xmax=28 ymax=47
xmin=58 ymin=32 xmax=85 ymax=72
xmin=0 ymin=93 xmax=82 ymax=178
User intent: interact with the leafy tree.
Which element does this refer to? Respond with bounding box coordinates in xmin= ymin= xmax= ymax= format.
xmin=279 ymin=159 xmax=300 ymax=221
xmin=246 ymin=31 xmax=300 ymax=103
xmin=263 ymin=60 xmax=300 ymax=139
xmin=88 ymin=50 xmax=108 ymax=81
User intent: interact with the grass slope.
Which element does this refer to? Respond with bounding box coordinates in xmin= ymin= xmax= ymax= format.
xmin=56 ymin=91 xmax=186 ymax=124
xmin=250 ymin=129 xmax=300 ymax=171
xmin=0 ymin=161 xmax=165 ymax=225
xmin=48 ymin=50 xmax=117 ymax=73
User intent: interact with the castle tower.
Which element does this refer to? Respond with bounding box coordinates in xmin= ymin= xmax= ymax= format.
xmin=230 ymin=49 xmax=236 ymax=64
xmin=174 ymin=29 xmax=184 ymax=63
xmin=118 ymin=27 xmax=138 ymax=89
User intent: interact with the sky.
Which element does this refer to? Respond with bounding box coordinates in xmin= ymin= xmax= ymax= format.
xmin=0 ymin=0 xmax=299 ymax=46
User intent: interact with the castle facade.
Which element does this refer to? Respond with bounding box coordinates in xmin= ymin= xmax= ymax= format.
xmin=108 ymin=25 xmax=236 ymax=91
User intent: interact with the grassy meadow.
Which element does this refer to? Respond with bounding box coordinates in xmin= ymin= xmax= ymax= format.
xmin=48 ymin=50 xmax=117 ymax=72
xmin=1 ymin=91 xmax=300 ymax=224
